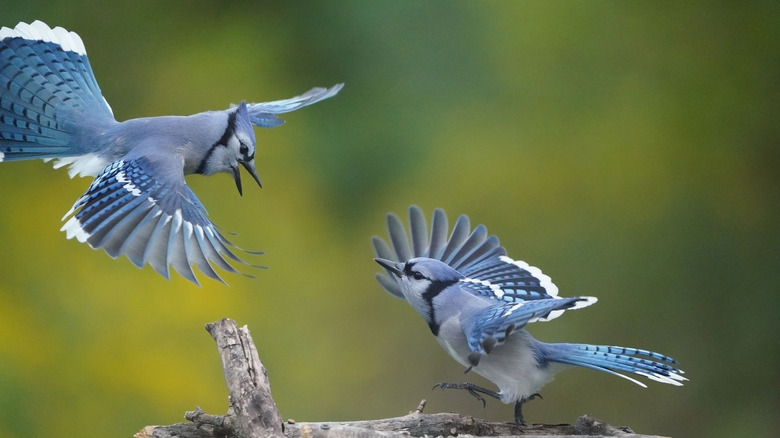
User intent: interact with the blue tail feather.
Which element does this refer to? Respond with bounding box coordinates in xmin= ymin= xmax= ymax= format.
xmin=1 ymin=22 xmax=114 ymax=162
xmin=538 ymin=342 xmax=686 ymax=387
xmin=2 ymin=38 xmax=71 ymax=148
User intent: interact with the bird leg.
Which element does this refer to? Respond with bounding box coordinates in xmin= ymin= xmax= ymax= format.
xmin=513 ymin=393 xmax=542 ymax=426
xmin=433 ymin=382 xmax=501 ymax=408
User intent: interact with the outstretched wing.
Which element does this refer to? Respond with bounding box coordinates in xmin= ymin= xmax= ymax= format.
xmin=458 ymin=255 xmax=559 ymax=302
xmin=372 ymin=205 xmax=502 ymax=298
xmin=245 ymin=83 xmax=344 ymax=128
xmin=372 ymin=205 xmax=559 ymax=302
xmin=462 ymin=296 xmax=597 ymax=366
xmin=61 ymin=155 xmax=262 ymax=285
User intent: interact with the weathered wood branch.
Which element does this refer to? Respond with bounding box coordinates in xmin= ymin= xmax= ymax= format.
xmin=134 ymin=318 xmax=671 ymax=438
xmin=282 ymin=408 xmax=668 ymax=438
xmin=205 ymin=318 xmax=284 ymax=437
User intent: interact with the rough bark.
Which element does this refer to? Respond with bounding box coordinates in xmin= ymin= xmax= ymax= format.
xmin=281 ymin=407 xmax=668 ymax=438
xmin=204 ymin=318 xmax=284 ymax=438
xmin=134 ymin=319 xmax=671 ymax=438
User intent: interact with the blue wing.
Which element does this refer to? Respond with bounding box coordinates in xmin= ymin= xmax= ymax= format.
xmin=245 ymin=83 xmax=343 ymax=128
xmin=373 ymin=206 xmax=503 ymax=298
xmin=458 ymin=256 xmax=559 ymax=302
xmin=0 ymin=21 xmax=114 ymax=162
xmin=462 ymin=297 xmax=596 ymax=366
xmin=61 ymin=156 xmax=262 ymax=284
xmin=372 ymin=205 xmax=558 ymax=302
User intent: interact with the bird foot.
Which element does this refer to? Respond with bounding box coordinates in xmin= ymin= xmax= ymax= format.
xmin=433 ymin=382 xmax=501 ymax=408
xmin=513 ymin=393 xmax=543 ymax=426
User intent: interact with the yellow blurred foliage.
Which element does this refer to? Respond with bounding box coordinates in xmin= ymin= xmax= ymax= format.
xmin=0 ymin=2 xmax=777 ymax=438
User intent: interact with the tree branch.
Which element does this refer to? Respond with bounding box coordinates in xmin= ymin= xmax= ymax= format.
xmin=282 ymin=408 xmax=666 ymax=438
xmin=205 ymin=318 xmax=284 ymax=438
xmin=135 ymin=319 xmax=671 ymax=438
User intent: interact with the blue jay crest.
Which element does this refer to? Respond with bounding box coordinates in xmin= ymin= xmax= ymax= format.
xmin=373 ymin=206 xmax=685 ymax=425
xmin=0 ymin=20 xmax=343 ymax=284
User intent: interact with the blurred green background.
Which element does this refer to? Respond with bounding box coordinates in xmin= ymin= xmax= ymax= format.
xmin=1 ymin=1 xmax=778 ymax=437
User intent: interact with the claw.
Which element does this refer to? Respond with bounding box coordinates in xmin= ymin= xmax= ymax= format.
xmin=433 ymin=382 xmax=500 ymax=409
xmin=513 ymin=393 xmax=543 ymax=426
xmin=470 ymin=390 xmax=488 ymax=408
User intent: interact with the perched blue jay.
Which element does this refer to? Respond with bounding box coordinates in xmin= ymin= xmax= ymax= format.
xmin=373 ymin=206 xmax=686 ymax=425
xmin=0 ymin=20 xmax=342 ymax=284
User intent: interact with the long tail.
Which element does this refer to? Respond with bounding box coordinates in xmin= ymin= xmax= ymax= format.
xmin=0 ymin=21 xmax=114 ymax=163
xmin=538 ymin=342 xmax=687 ymax=387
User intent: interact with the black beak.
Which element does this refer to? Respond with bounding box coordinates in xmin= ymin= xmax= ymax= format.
xmin=233 ymin=160 xmax=262 ymax=196
xmin=232 ymin=165 xmax=244 ymax=196
xmin=374 ymin=257 xmax=403 ymax=277
xmin=241 ymin=160 xmax=262 ymax=189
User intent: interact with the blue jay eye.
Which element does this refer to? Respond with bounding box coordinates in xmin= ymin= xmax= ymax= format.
xmin=372 ymin=206 xmax=687 ymax=427
xmin=0 ymin=19 xmax=342 ymax=286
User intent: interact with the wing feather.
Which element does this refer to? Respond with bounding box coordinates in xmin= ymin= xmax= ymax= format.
xmin=245 ymin=83 xmax=343 ymax=127
xmin=427 ymin=208 xmax=449 ymax=259
xmin=61 ymin=156 xmax=261 ymax=284
xmin=463 ymin=297 xmax=596 ymax=364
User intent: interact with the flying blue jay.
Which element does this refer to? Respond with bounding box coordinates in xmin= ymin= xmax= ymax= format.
xmin=0 ymin=20 xmax=342 ymax=284
xmin=373 ymin=206 xmax=686 ymax=425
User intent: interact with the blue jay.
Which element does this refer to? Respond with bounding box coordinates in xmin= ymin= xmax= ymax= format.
xmin=373 ymin=206 xmax=686 ymax=425
xmin=0 ymin=20 xmax=342 ymax=284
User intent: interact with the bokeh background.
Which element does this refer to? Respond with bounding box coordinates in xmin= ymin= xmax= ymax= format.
xmin=1 ymin=1 xmax=777 ymax=437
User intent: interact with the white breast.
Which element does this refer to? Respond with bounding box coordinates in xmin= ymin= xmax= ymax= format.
xmin=435 ymin=319 xmax=567 ymax=404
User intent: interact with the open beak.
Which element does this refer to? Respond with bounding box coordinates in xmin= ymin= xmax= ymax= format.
xmin=232 ymin=165 xmax=244 ymax=196
xmin=374 ymin=257 xmax=403 ymax=277
xmin=241 ymin=160 xmax=262 ymax=189
xmin=233 ymin=160 xmax=262 ymax=196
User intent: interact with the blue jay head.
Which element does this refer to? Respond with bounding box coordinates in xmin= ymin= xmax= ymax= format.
xmin=375 ymin=257 xmax=464 ymax=324
xmin=232 ymin=102 xmax=260 ymax=195
xmin=204 ymin=101 xmax=260 ymax=195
